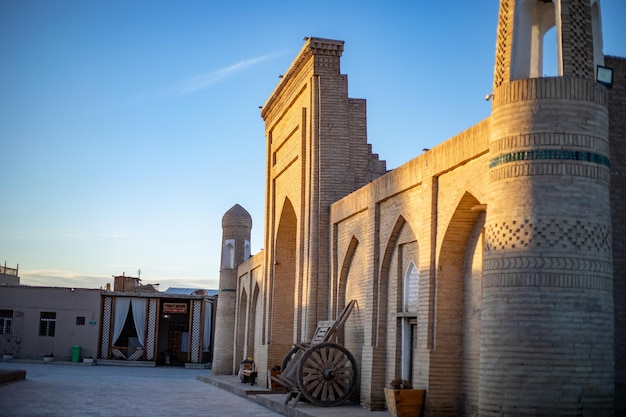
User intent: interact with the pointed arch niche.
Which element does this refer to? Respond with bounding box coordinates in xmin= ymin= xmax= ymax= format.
xmin=433 ymin=191 xmax=485 ymax=416
xmin=235 ymin=289 xmax=248 ymax=366
xmin=269 ymin=198 xmax=297 ymax=364
xmin=337 ymin=234 xmax=363 ymax=402
xmin=378 ymin=216 xmax=419 ymax=385
xmin=248 ymin=283 xmax=260 ymax=361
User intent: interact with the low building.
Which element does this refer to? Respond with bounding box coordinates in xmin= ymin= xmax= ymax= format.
xmin=0 ymin=273 xmax=217 ymax=366
xmin=100 ymin=277 xmax=217 ymax=365
xmin=0 ymin=286 xmax=101 ymax=360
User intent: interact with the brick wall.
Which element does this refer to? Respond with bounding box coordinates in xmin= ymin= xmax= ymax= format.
xmin=331 ymin=119 xmax=490 ymax=412
xmin=607 ymin=55 xmax=626 ymax=414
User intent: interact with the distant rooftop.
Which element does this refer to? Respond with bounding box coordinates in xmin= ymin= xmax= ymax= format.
xmin=164 ymin=288 xmax=218 ymax=297
xmin=0 ymin=262 xmax=18 ymax=276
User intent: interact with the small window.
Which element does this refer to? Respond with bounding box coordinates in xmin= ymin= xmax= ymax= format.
xmin=39 ymin=312 xmax=56 ymax=337
xmin=223 ymin=239 xmax=235 ymax=269
xmin=0 ymin=310 xmax=13 ymax=335
xmin=76 ymin=316 xmax=85 ymax=326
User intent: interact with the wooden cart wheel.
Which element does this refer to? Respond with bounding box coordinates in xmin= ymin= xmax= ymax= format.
xmin=282 ymin=345 xmax=301 ymax=373
xmin=296 ymin=342 xmax=358 ymax=406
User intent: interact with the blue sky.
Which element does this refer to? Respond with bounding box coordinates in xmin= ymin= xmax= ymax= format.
xmin=1 ymin=1 xmax=625 ymax=291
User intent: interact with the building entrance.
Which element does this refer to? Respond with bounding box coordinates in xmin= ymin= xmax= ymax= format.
xmin=168 ymin=323 xmax=189 ymax=364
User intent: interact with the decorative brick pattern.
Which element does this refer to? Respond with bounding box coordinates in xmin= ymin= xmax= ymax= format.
xmin=145 ymin=298 xmax=157 ymax=360
xmin=489 ymin=161 xmax=611 ymax=182
xmin=101 ymin=297 xmax=112 ymax=359
xmin=484 ymin=255 xmax=612 ymax=274
xmin=491 ymin=133 xmax=610 ymax=153
xmin=483 ymin=272 xmax=612 ymax=290
xmin=486 ymin=219 xmax=610 ymax=253
xmin=217 ymin=305 xmax=235 ymax=318
xmin=493 ymin=0 xmax=511 ymax=87
xmin=561 ymin=0 xmax=594 ymax=78
xmin=492 ymin=77 xmax=608 ymax=107
xmin=190 ymin=300 xmax=202 ymax=363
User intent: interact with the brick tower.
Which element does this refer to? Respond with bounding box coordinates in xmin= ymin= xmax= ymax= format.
xmin=482 ymin=0 xmax=613 ymax=415
xmin=211 ymin=204 xmax=252 ymax=374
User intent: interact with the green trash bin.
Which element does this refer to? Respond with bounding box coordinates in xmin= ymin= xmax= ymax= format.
xmin=71 ymin=345 xmax=81 ymax=363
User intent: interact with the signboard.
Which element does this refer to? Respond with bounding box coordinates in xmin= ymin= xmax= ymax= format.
xmin=163 ymin=303 xmax=187 ymax=314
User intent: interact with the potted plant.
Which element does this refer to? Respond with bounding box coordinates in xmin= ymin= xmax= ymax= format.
xmin=1 ymin=334 xmax=21 ymax=360
xmin=43 ymin=353 xmax=55 ymax=363
xmin=384 ymin=379 xmax=426 ymax=417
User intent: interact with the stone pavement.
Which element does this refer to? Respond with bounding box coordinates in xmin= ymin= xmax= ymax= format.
xmin=0 ymin=361 xmax=387 ymax=417
xmin=0 ymin=361 xmax=282 ymax=417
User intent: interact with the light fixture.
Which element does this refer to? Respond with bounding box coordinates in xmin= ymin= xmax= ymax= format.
xmin=596 ymin=65 xmax=613 ymax=88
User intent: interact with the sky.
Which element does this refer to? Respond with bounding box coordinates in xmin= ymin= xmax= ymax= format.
xmin=1 ymin=1 xmax=625 ymax=291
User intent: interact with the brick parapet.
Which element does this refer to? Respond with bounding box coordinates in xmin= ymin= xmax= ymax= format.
xmin=492 ymin=76 xmax=608 ymax=107
xmin=261 ymin=38 xmax=344 ymax=121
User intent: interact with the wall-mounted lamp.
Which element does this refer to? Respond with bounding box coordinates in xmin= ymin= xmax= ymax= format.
xmin=597 ymin=65 xmax=613 ymax=88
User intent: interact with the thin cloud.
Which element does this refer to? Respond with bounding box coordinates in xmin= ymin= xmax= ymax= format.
xmin=153 ymin=266 xmax=187 ymax=271
xmin=168 ymin=53 xmax=277 ymax=97
xmin=107 ymin=264 xmax=140 ymax=269
xmin=99 ymin=232 xmax=128 ymax=238
xmin=20 ymin=269 xmax=218 ymax=291
xmin=20 ymin=269 xmax=109 ymax=289
xmin=61 ymin=233 xmax=90 ymax=239
xmin=60 ymin=232 xmax=128 ymax=239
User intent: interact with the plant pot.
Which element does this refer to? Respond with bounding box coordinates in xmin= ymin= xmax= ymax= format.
xmin=2 ymin=354 xmax=13 ymax=360
xmin=384 ymin=388 xmax=426 ymax=417
xmin=43 ymin=356 xmax=54 ymax=363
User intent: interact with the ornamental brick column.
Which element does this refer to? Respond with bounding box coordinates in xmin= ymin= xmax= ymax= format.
xmin=211 ymin=204 xmax=252 ymax=375
xmin=481 ymin=76 xmax=614 ymax=416
xmin=479 ymin=1 xmax=614 ymax=414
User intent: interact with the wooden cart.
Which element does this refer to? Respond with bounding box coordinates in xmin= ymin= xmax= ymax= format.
xmin=273 ymin=300 xmax=358 ymax=407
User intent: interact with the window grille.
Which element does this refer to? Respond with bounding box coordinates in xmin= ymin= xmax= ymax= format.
xmin=0 ymin=310 xmax=12 ymax=335
xmin=39 ymin=312 xmax=56 ymax=337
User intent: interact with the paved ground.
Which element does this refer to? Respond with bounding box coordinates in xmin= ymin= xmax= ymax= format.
xmin=0 ymin=361 xmax=282 ymax=417
xmin=0 ymin=361 xmax=387 ymax=417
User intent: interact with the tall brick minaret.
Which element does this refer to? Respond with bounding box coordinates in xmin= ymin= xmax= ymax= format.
xmin=211 ymin=204 xmax=252 ymax=374
xmin=482 ymin=0 xmax=613 ymax=415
